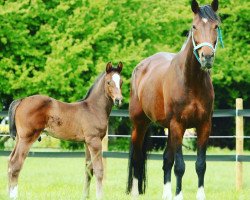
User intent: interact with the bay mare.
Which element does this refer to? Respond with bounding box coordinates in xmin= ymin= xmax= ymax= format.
xmin=8 ymin=62 xmax=123 ymax=200
xmin=127 ymin=1 xmax=221 ymax=200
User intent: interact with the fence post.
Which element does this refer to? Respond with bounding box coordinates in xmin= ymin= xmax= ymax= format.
xmin=236 ymin=98 xmax=244 ymax=190
xmin=102 ymin=124 xmax=109 ymax=181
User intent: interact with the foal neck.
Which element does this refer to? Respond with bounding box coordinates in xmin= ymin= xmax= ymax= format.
xmin=84 ymin=75 xmax=113 ymax=117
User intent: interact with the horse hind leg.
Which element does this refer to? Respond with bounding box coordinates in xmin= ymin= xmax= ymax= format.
xmin=8 ymin=130 xmax=40 ymax=199
xmin=127 ymin=116 xmax=150 ymax=197
xmin=83 ymin=145 xmax=93 ymax=200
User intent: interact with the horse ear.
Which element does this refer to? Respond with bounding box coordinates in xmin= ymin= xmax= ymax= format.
xmin=106 ymin=62 xmax=113 ymax=73
xmin=117 ymin=62 xmax=123 ymax=73
xmin=191 ymin=0 xmax=199 ymax=14
xmin=211 ymin=0 xmax=219 ymax=12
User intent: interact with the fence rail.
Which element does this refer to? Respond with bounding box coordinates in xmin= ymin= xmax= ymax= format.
xmin=1 ymin=151 xmax=250 ymax=162
xmin=0 ymin=98 xmax=250 ymax=190
xmin=1 ymin=109 xmax=250 ymax=118
xmin=110 ymin=109 xmax=250 ymax=118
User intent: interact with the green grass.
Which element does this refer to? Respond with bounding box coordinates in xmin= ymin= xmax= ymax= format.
xmin=0 ymin=156 xmax=250 ymax=200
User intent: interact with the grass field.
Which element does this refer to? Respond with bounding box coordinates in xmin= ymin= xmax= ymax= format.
xmin=0 ymin=156 xmax=250 ymax=200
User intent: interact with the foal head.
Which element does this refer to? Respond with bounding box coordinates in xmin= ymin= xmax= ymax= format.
xmin=191 ymin=0 xmax=221 ymax=69
xmin=104 ymin=62 xmax=123 ymax=106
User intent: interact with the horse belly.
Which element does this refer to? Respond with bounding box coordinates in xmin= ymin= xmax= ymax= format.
xmin=45 ymin=118 xmax=85 ymax=142
xmin=141 ymin=91 xmax=166 ymax=122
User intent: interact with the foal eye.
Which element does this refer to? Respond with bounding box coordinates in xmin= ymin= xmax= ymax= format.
xmin=192 ymin=25 xmax=197 ymax=30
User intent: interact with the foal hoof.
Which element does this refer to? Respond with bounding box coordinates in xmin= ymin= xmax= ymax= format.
xmin=9 ymin=185 xmax=18 ymax=200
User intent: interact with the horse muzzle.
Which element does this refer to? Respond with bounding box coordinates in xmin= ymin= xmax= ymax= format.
xmin=200 ymin=52 xmax=214 ymax=69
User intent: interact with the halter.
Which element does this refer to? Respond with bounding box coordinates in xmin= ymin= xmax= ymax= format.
xmin=192 ymin=27 xmax=224 ymax=64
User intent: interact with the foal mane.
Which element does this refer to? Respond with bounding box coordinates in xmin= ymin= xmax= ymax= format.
xmin=79 ymin=67 xmax=121 ymax=102
xmin=80 ymin=72 xmax=105 ymax=101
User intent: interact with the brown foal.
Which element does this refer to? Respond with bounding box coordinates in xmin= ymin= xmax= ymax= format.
xmin=127 ymin=1 xmax=221 ymax=200
xmin=8 ymin=62 xmax=123 ymax=200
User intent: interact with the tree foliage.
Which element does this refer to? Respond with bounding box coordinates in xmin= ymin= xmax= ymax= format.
xmin=0 ymin=0 xmax=249 ymax=150
xmin=0 ymin=0 xmax=249 ymax=109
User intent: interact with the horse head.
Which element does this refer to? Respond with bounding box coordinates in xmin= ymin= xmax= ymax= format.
xmin=191 ymin=0 xmax=222 ymax=69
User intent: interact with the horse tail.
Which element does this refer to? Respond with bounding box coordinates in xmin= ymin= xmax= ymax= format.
xmin=8 ymin=99 xmax=22 ymax=139
xmin=127 ymin=129 xmax=150 ymax=194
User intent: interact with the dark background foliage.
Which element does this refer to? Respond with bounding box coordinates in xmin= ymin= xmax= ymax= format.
xmin=0 ymin=0 xmax=249 ymax=150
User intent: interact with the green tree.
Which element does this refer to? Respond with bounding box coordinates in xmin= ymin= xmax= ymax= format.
xmin=0 ymin=0 xmax=249 ymax=149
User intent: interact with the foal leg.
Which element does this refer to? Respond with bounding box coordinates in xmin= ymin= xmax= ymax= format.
xmin=170 ymin=120 xmax=185 ymax=200
xmin=83 ymin=145 xmax=93 ymax=200
xmin=87 ymin=137 xmax=103 ymax=200
xmin=162 ymin=136 xmax=174 ymax=200
xmin=8 ymin=132 xmax=40 ymax=199
xmin=196 ymin=121 xmax=211 ymax=200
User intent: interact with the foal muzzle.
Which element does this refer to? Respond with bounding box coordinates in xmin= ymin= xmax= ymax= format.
xmin=114 ymin=97 xmax=122 ymax=107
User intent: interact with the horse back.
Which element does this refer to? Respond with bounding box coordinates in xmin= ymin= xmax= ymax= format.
xmin=130 ymin=52 xmax=175 ymax=122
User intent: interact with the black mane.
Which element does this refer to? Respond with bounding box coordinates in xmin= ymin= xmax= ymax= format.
xmin=198 ymin=5 xmax=220 ymax=23
xmin=79 ymin=72 xmax=105 ymax=101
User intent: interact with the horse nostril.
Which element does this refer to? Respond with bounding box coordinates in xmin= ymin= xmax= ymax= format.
xmin=201 ymin=52 xmax=205 ymax=57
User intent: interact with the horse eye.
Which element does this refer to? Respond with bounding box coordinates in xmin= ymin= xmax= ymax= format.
xmin=192 ymin=25 xmax=197 ymax=30
xmin=107 ymin=81 xmax=111 ymax=85
xmin=215 ymin=25 xmax=218 ymax=29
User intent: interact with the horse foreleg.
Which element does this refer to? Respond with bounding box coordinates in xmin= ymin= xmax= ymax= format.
xmin=87 ymin=137 xmax=103 ymax=200
xmin=169 ymin=120 xmax=185 ymax=200
xmin=8 ymin=133 xmax=39 ymax=199
xmin=174 ymin=145 xmax=185 ymax=200
xmin=162 ymin=136 xmax=174 ymax=200
xmin=196 ymin=121 xmax=211 ymax=200
xmin=83 ymin=145 xmax=93 ymax=200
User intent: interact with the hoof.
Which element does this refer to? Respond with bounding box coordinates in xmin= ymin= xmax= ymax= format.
xmin=174 ymin=191 xmax=183 ymax=200
xmin=162 ymin=182 xmax=172 ymax=200
xmin=131 ymin=178 xmax=139 ymax=197
xmin=196 ymin=187 xmax=206 ymax=200
xmin=9 ymin=185 xmax=18 ymax=200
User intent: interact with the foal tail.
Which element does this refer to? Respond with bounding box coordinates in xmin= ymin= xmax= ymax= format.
xmin=127 ymin=130 xmax=150 ymax=194
xmin=8 ymin=99 xmax=22 ymax=139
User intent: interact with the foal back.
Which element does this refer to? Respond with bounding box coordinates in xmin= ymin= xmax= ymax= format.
xmin=14 ymin=95 xmax=86 ymax=141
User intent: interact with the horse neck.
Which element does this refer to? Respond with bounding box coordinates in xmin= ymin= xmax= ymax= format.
xmin=181 ymin=36 xmax=211 ymax=88
xmin=85 ymin=76 xmax=113 ymax=118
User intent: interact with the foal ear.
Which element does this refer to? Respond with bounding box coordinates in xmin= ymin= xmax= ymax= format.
xmin=191 ymin=0 xmax=200 ymax=14
xmin=211 ymin=0 xmax=219 ymax=12
xmin=106 ymin=62 xmax=113 ymax=73
xmin=117 ymin=62 xmax=123 ymax=73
